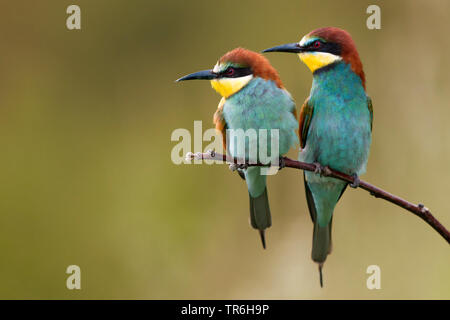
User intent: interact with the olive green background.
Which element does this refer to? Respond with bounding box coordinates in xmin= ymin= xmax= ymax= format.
xmin=0 ymin=0 xmax=448 ymax=299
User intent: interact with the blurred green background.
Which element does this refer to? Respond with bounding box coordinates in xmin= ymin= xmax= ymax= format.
xmin=0 ymin=0 xmax=448 ymax=299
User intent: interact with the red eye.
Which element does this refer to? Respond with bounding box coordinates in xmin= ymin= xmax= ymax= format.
xmin=313 ymin=40 xmax=321 ymax=48
xmin=225 ymin=68 xmax=235 ymax=76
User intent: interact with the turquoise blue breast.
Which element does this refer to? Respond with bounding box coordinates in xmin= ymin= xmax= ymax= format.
xmin=299 ymin=61 xmax=372 ymax=176
xmin=223 ymin=77 xmax=298 ymax=162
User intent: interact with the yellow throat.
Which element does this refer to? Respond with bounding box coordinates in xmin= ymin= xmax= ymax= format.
xmin=298 ymin=52 xmax=341 ymax=73
xmin=210 ymin=75 xmax=253 ymax=98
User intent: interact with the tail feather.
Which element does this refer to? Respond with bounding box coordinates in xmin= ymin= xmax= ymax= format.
xmin=259 ymin=230 xmax=266 ymax=249
xmin=312 ymin=219 xmax=332 ymax=287
xmin=304 ymin=174 xmax=333 ymax=263
xmin=318 ymin=264 xmax=324 ymax=288
xmin=312 ymin=222 xmax=332 ymax=263
xmin=304 ymin=172 xmax=346 ymax=287
xmin=249 ymin=187 xmax=271 ymax=249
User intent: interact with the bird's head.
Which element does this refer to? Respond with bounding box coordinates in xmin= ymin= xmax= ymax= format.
xmin=176 ymin=48 xmax=283 ymax=98
xmin=262 ymin=27 xmax=365 ymax=88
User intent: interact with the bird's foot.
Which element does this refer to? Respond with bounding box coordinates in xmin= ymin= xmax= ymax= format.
xmin=313 ymin=162 xmax=324 ymax=175
xmin=350 ymin=174 xmax=360 ymax=188
xmin=313 ymin=163 xmax=331 ymax=177
xmin=229 ymin=162 xmax=248 ymax=171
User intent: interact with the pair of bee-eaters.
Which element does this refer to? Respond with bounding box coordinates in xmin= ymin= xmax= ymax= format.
xmin=177 ymin=27 xmax=373 ymax=286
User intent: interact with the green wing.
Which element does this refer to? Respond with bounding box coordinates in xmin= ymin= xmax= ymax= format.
xmin=213 ymin=97 xmax=228 ymax=149
xmin=299 ymin=98 xmax=314 ymax=148
xmin=367 ymin=96 xmax=374 ymax=131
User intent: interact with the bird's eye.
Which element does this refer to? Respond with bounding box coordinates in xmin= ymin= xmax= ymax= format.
xmin=313 ymin=40 xmax=321 ymax=49
xmin=224 ymin=68 xmax=235 ymax=76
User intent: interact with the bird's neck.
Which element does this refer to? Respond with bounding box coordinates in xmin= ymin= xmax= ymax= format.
xmin=227 ymin=77 xmax=277 ymax=100
xmin=311 ymin=61 xmax=365 ymax=98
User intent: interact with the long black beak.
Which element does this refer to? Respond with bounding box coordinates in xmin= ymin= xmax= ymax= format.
xmin=176 ymin=69 xmax=217 ymax=82
xmin=261 ymin=42 xmax=303 ymax=53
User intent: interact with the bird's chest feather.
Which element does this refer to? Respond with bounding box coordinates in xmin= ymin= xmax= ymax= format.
xmin=222 ymin=78 xmax=298 ymax=159
xmin=301 ymin=66 xmax=372 ymax=175
xmin=308 ymin=103 xmax=371 ymax=174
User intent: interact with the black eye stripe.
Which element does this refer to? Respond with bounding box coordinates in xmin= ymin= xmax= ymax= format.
xmin=304 ymin=41 xmax=341 ymax=56
xmin=219 ymin=67 xmax=252 ymax=78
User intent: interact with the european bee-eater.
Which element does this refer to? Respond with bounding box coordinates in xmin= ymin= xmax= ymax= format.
xmin=263 ymin=27 xmax=373 ymax=286
xmin=177 ymin=48 xmax=298 ymax=249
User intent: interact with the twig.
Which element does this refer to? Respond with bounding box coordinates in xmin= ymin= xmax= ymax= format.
xmin=186 ymin=151 xmax=450 ymax=244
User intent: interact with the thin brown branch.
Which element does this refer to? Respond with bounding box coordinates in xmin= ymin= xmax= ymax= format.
xmin=186 ymin=151 xmax=450 ymax=244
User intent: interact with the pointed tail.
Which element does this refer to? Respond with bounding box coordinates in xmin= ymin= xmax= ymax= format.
xmin=312 ymin=221 xmax=332 ymax=288
xmin=304 ymin=172 xmax=346 ymax=287
xmin=312 ymin=219 xmax=333 ymax=263
xmin=245 ymin=167 xmax=271 ymax=249
xmin=249 ymin=187 xmax=271 ymax=249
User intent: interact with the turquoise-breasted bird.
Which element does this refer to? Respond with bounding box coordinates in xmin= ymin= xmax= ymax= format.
xmin=176 ymin=48 xmax=298 ymax=249
xmin=263 ymin=27 xmax=373 ymax=286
